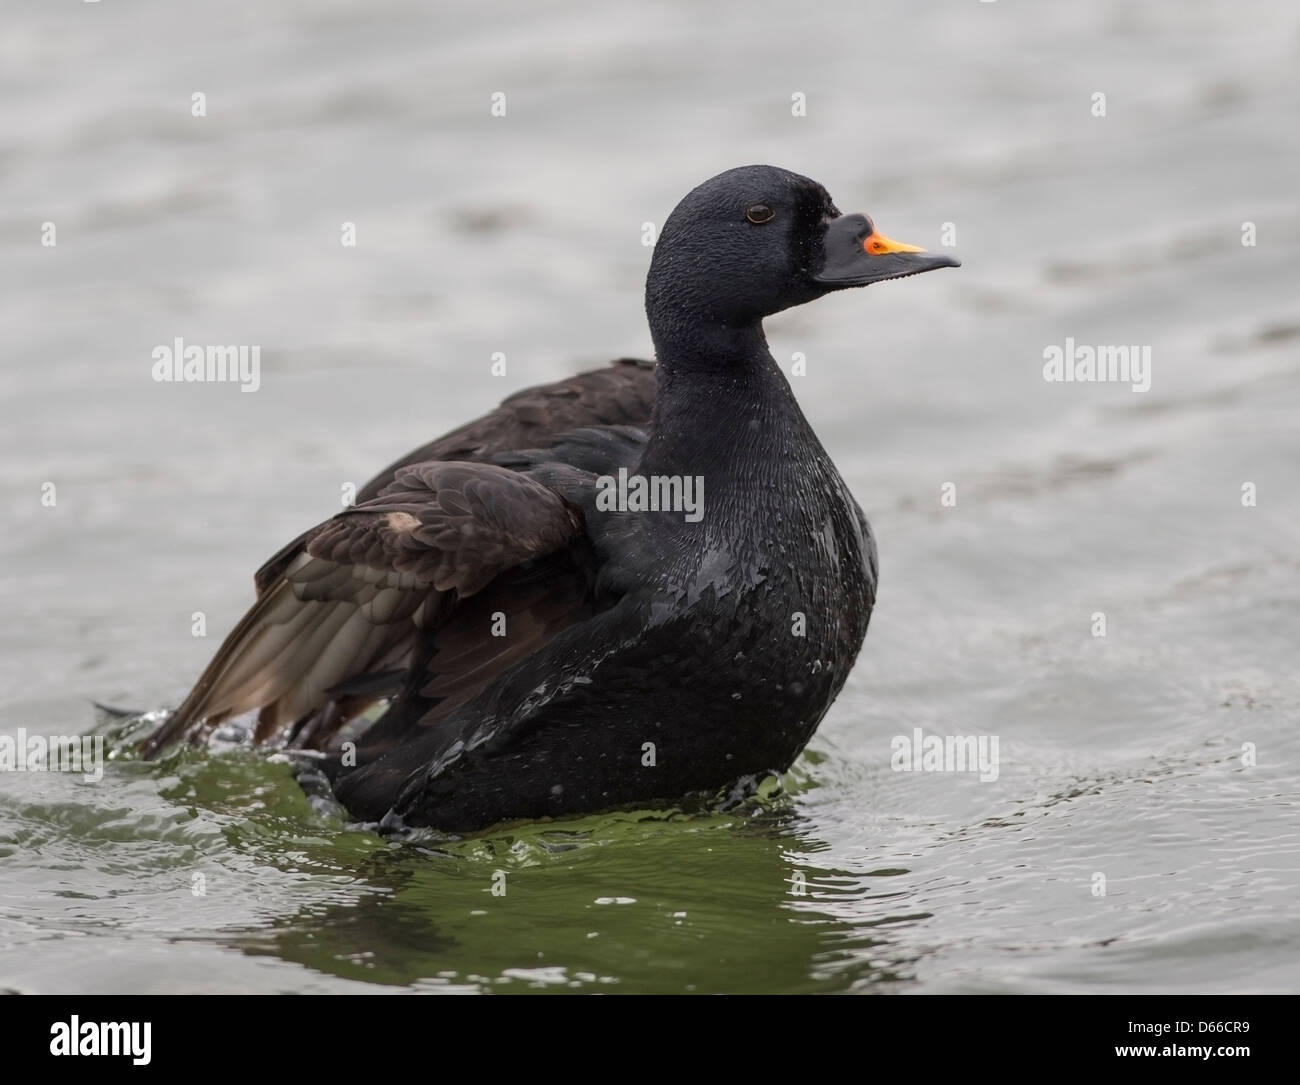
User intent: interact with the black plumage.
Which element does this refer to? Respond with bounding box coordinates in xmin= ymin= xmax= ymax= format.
xmin=143 ymin=165 xmax=958 ymax=831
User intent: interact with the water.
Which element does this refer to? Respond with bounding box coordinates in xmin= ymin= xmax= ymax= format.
xmin=2 ymin=0 xmax=1298 ymax=993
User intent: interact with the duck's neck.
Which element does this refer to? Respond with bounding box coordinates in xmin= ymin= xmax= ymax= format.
xmin=639 ymin=317 xmax=810 ymax=478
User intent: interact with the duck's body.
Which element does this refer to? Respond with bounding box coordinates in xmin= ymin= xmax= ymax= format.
xmin=143 ymin=165 xmax=956 ymax=831
xmin=341 ymin=354 xmax=875 ymax=830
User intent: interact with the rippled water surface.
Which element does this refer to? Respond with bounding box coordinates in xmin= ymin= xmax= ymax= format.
xmin=2 ymin=0 xmax=1298 ymax=993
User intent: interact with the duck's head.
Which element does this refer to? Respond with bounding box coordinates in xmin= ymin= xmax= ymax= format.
xmin=646 ymin=164 xmax=959 ymax=338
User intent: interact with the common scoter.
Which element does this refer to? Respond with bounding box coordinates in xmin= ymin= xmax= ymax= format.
xmin=142 ymin=165 xmax=959 ymax=831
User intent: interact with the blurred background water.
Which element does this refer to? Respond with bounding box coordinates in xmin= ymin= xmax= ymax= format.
xmin=1 ymin=0 xmax=1297 ymax=993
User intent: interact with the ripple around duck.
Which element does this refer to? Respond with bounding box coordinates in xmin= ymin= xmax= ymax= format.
xmin=2 ymin=677 xmax=1295 ymax=993
xmin=12 ymin=702 xmax=947 ymax=991
xmin=2 ymin=712 xmax=897 ymax=991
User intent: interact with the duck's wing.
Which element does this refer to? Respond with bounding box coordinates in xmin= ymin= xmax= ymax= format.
xmin=140 ymin=460 xmax=588 ymax=758
xmin=326 ymin=425 xmax=649 ymax=767
xmin=251 ymin=359 xmax=654 ymax=597
xmin=359 ymin=358 xmax=656 ymax=499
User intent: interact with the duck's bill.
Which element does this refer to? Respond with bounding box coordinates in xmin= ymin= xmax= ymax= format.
xmin=813 ymin=212 xmax=960 ymax=287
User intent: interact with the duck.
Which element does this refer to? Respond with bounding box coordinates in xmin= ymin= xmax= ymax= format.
xmin=141 ymin=164 xmax=959 ymax=832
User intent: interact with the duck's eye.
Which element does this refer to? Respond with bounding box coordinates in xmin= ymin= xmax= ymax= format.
xmin=745 ymin=204 xmax=775 ymax=225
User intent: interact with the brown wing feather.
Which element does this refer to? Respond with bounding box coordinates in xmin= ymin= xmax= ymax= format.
xmin=342 ymin=550 xmax=595 ymax=765
xmin=141 ymin=462 xmax=584 ymax=758
xmin=355 ymin=359 xmax=655 ymax=502
xmin=253 ymin=359 xmax=654 ymax=595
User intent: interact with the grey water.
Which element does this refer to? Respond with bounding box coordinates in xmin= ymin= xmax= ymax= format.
xmin=1 ymin=0 xmax=1297 ymax=993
